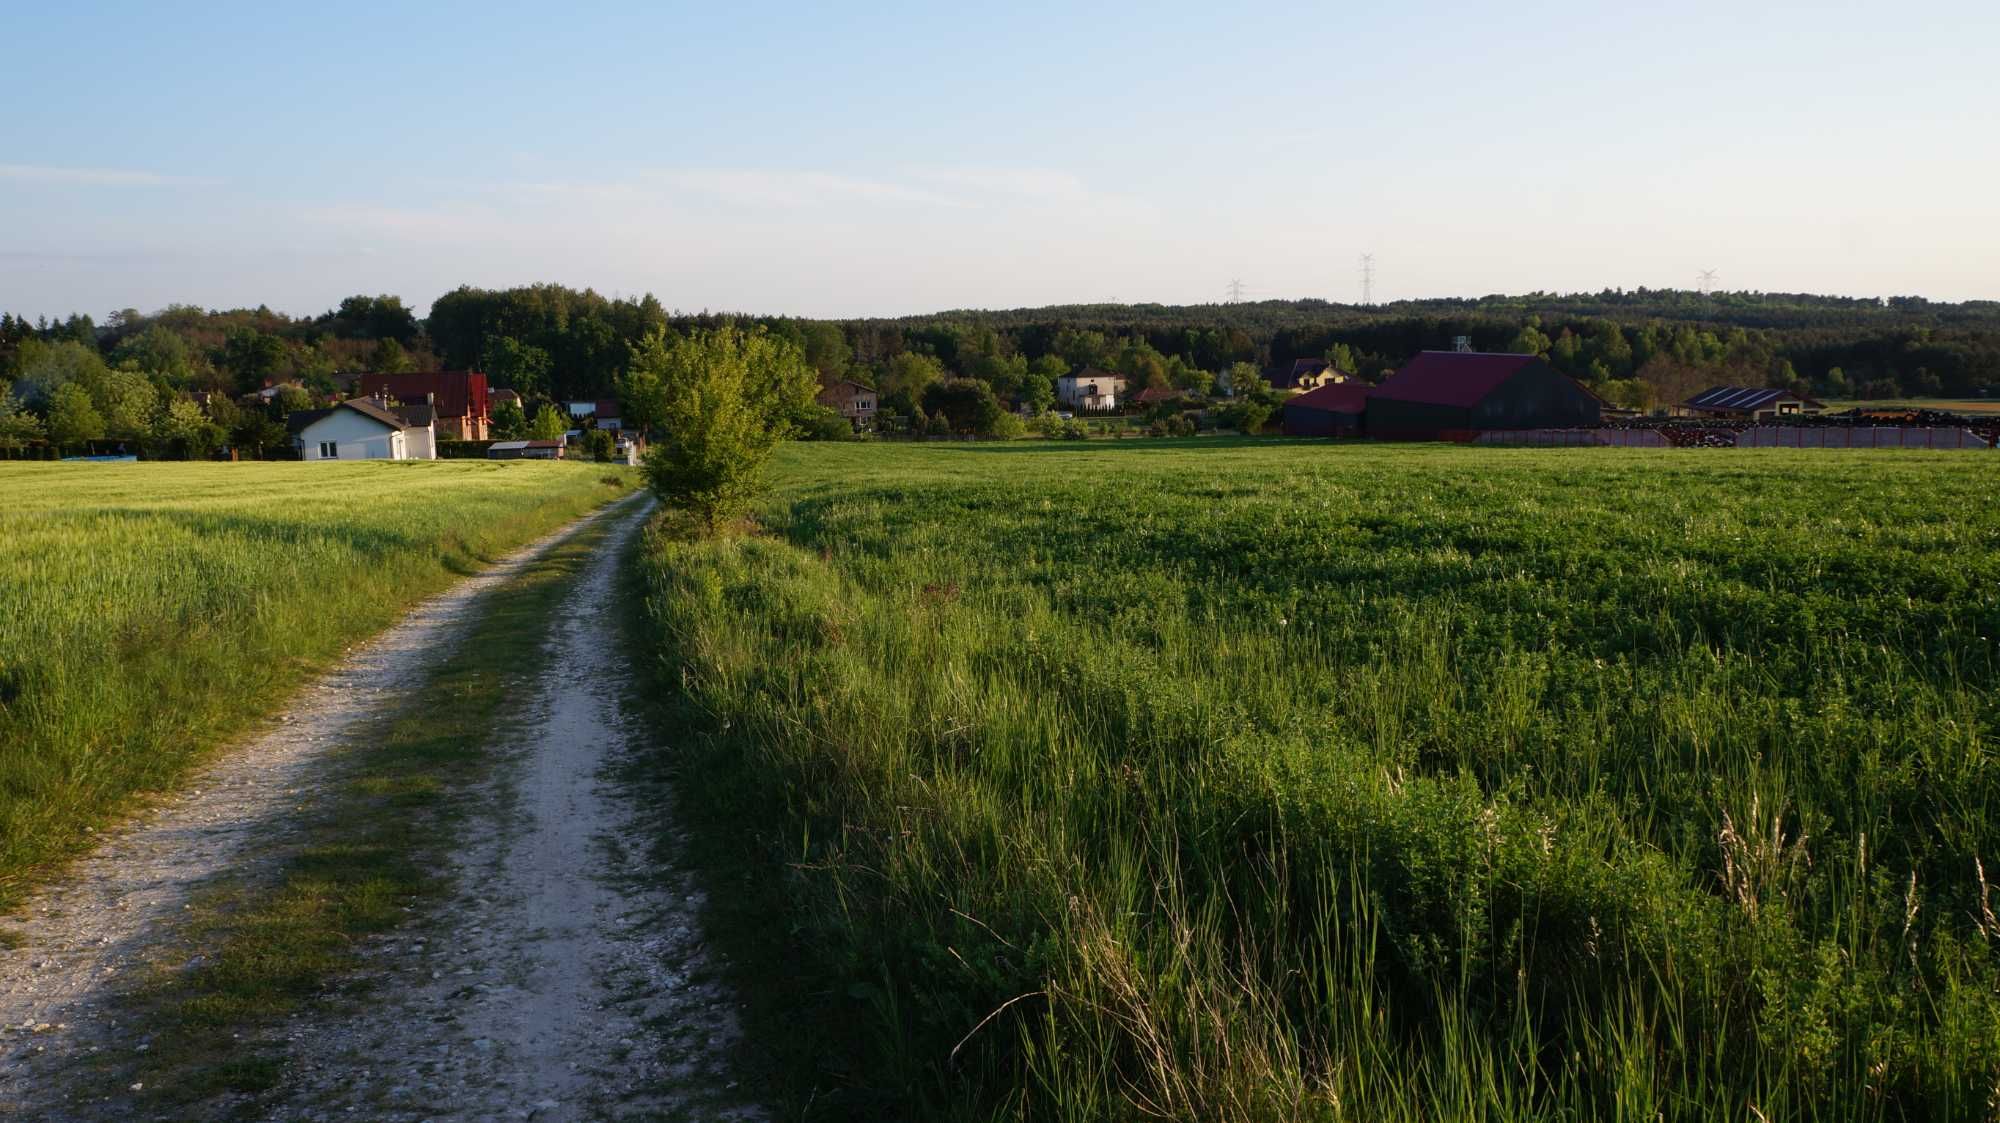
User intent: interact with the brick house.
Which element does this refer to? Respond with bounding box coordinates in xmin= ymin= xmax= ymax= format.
xmin=816 ymin=378 xmax=879 ymax=429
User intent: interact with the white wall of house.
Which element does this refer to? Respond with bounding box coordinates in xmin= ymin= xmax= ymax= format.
xmin=1058 ymin=376 xmax=1123 ymax=409
xmin=299 ymin=409 xmax=407 ymax=460
xmin=404 ymin=422 xmax=436 ymax=460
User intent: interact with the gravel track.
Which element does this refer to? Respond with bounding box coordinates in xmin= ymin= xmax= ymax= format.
xmin=268 ymin=494 xmax=760 ymax=1121
xmin=0 ymin=491 xmax=756 ymax=1120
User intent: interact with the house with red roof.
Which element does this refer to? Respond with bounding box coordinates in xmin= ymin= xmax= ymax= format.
xmin=1364 ymin=352 xmax=1601 ymax=440
xmin=355 ymin=371 xmax=492 ymax=440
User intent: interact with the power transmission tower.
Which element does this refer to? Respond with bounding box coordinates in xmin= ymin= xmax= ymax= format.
xmin=1697 ymin=269 xmax=1718 ymax=296
xmin=1226 ymin=278 xmax=1247 ymax=303
xmin=1359 ymin=254 xmax=1375 ymax=306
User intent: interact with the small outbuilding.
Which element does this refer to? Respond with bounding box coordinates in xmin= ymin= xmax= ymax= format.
xmin=1281 ymin=383 xmax=1371 ymax=437
xmin=1365 ymin=352 xmax=1601 ymax=439
xmin=487 ymin=440 xmax=565 ymax=460
xmin=1679 ymin=386 xmax=1824 ymax=421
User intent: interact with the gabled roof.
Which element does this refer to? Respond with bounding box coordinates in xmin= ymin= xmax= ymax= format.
xmin=1063 ymin=367 xmax=1126 ymax=384
xmin=285 ymin=407 xmax=332 ymax=435
xmin=1285 ymin=382 xmax=1371 ymax=414
xmin=342 ymin=397 xmax=411 ymax=430
xmin=289 ymin=398 xmax=411 ymax=434
xmin=1266 ymin=358 xmax=1349 ymax=391
xmin=1682 ymin=386 xmax=1823 ymax=411
xmin=817 ymin=378 xmax=876 ymax=398
xmin=1134 ymin=386 xmax=1184 ymax=404
xmin=1369 ymin=352 xmax=1541 ymax=408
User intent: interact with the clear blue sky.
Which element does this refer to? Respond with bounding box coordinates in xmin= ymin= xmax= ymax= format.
xmin=3 ymin=0 xmax=1995 ymax=320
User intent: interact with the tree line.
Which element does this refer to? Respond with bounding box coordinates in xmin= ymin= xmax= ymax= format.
xmin=5 ymin=285 xmax=1996 ymax=453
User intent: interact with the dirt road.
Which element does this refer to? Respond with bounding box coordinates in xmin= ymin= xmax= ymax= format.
xmin=0 ymin=493 xmax=759 ymax=1120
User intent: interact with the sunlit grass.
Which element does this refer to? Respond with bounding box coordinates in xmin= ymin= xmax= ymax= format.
xmin=641 ymin=440 xmax=2000 ymax=1120
xmin=0 ymin=460 xmax=634 ymax=906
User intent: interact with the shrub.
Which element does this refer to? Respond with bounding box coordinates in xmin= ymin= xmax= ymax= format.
xmin=633 ymin=325 xmax=818 ymax=530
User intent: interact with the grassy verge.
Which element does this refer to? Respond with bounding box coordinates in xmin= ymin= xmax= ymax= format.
xmin=633 ymin=440 xmax=2000 ymax=1121
xmin=81 ymin=498 xmax=633 ymax=1116
xmin=0 ymin=461 xmax=635 ymax=908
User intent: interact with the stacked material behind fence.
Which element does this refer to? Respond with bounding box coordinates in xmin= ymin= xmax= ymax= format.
xmin=1474 ymin=429 xmax=1668 ymax=447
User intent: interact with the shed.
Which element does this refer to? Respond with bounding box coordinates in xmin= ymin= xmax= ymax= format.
xmin=1281 ymin=383 xmax=1371 ymax=437
xmin=1365 ymin=352 xmax=1601 ymax=439
xmin=487 ymin=440 xmax=564 ymax=460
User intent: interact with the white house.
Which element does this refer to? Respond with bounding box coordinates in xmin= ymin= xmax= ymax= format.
xmin=293 ymin=398 xmax=436 ymax=461
xmin=1057 ymin=368 xmax=1127 ymax=411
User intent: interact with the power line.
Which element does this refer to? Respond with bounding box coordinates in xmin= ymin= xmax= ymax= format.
xmin=1697 ymin=269 xmax=1718 ymax=296
xmin=1225 ymin=278 xmax=1247 ymax=303
xmin=1359 ymin=254 xmax=1375 ymax=306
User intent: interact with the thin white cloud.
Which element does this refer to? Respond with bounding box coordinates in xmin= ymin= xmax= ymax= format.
xmin=506 ymin=165 xmax=1152 ymax=219
xmin=911 ymin=166 xmax=1092 ymax=201
xmin=640 ymin=168 xmax=961 ymax=209
xmin=0 ymin=163 xmax=218 ymax=187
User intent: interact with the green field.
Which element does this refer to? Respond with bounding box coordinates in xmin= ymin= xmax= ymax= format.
xmin=639 ymin=439 xmax=2000 ymax=1120
xmin=1824 ymin=398 xmax=2000 ymax=415
xmin=0 ymin=460 xmax=632 ymax=905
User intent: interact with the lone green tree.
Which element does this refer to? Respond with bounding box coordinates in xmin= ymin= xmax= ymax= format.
xmin=630 ymin=324 xmax=816 ymax=531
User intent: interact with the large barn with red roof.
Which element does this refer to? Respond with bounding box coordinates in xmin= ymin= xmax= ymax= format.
xmin=1363 ymin=352 xmax=1601 ymax=439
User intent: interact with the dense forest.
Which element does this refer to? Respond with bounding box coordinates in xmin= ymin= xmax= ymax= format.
xmin=3 ymin=285 xmax=1996 ymax=451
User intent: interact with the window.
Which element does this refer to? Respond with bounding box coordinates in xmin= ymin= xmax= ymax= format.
xmin=318 ymin=441 xmax=338 ymax=458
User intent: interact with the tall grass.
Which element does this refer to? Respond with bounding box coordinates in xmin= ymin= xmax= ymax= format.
xmin=638 ymin=440 xmax=2000 ymax=1120
xmin=0 ymin=460 xmax=633 ymax=906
